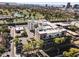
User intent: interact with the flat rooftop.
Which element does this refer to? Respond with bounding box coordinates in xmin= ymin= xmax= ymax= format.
xmin=34 ymin=20 xmax=66 ymax=34
xmin=0 ymin=15 xmax=14 ymax=19
xmin=38 ymin=28 xmax=66 ymax=34
xmin=15 ymin=26 xmax=24 ymax=31
xmin=28 ymin=20 xmax=67 ymax=34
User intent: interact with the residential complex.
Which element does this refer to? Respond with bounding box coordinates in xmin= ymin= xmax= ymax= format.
xmin=0 ymin=2 xmax=79 ymax=57
xmin=28 ymin=20 xmax=66 ymax=39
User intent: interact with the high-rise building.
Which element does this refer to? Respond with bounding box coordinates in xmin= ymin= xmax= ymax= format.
xmin=73 ymin=4 xmax=79 ymax=9
xmin=66 ymin=2 xmax=72 ymax=9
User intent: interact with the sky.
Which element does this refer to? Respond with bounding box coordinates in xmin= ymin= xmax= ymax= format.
xmin=0 ymin=0 xmax=79 ymax=5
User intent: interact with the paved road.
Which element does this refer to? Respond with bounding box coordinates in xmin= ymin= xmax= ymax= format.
xmin=10 ymin=27 xmax=20 ymax=57
xmin=11 ymin=27 xmax=21 ymax=57
xmin=11 ymin=27 xmax=15 ymax=57
xmin=1 ymin=51 xmax=11 ymax=57
xmin=25 ymin=26 xmax=34 ymax=39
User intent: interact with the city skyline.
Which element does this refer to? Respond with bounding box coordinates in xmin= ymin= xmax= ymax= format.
xmin=0 ymin=2 xmax=79 ymax=6
xmin=0 ymin=0 xmax=79 ymax=5
xmin=0 ymin=0 xmax=79 ymax=57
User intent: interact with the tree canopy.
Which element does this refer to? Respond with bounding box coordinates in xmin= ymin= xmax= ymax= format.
xmin=23 ymin=39 xmax=44 ymax=52
xmin=53 ymin=37 xmax=65 ymax=44
xmin=13 ymin=37 xmax=19 ymax=46
xmin=63 ymin=48 xmax=79 ymax=57
xmin=0 ymin=45 xmax=5 ymax=56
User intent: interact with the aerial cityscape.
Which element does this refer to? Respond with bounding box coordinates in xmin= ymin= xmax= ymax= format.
xmin=0 ymin=2 xmax=79 ymax=57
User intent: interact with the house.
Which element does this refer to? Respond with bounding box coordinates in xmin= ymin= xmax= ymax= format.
xmin=28 ymin=20 xmax=67 ymax=40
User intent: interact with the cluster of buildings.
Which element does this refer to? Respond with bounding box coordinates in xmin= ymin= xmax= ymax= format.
xmin=28 ymin=20 xmax=66 ymax=40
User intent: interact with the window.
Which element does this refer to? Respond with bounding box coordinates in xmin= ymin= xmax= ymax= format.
xmin=57 ymin=34 xmax=60 ymax=37
xmin=40 ymin=34 xmax=47 ymax=39
xmin=49 ymin=35 xmax=51 ymax=38
xmin=39 ymin=29 xmax=43 ymax=31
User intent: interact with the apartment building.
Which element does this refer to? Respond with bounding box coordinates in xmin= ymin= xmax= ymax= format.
xmin=28 ymin=20 xmax=67 ymax=39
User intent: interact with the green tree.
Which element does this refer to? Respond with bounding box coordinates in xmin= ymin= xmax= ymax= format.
xmin=23 ymin=14 xmax=26 ymax=21
xmin=1 ymin=25 xmax=10 ymax=33
xmin=6 ymin=19 xmax=13 ymax=24
xmin=53 ymin=38 xmax=65 ymax=44
xmin=33 ymin=12 xmax=36 ymax=19
xmin=21 ymin=29 xmax=28 ymax=37
xmin=34 ymin=39 xmax=44 ymax=49
xmin=69 ymin=25 xmax=78 ymax=31
xmin=23 ymin=39 xmax=44 ymax=52
xmin=28 ymin=13 xmax=31 ymax=20
xmin=3 ymin=32 xmax=9 ymax=39
xmin=13 ymin=37 xmax=19 ymax=46
xmin=23 ymin=42 xmax=33 ymax=51
xmin=44 ymin=14 xmax=50 ymax=20
xmin=74 ymin=13 xmax=79 ymax=20
xmin=64 ymin=36 xmax=72 ymax=43
xmin=0 ymin=45 xmax=5 ymax=56
xmin=63 ymin=48 xmax=79 ymax=57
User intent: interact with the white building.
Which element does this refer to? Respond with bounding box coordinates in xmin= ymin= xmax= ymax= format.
xmin=71 ymin=21 xmax=79 ymax=28
xmin=28 ymin=20 xmax=67 ymax=39
xmin=15 ymin=26 xmax=24 ymax=33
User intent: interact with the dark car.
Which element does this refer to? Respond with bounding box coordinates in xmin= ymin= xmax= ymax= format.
xmin=16 ymin=43 xmax=23 ymax=54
